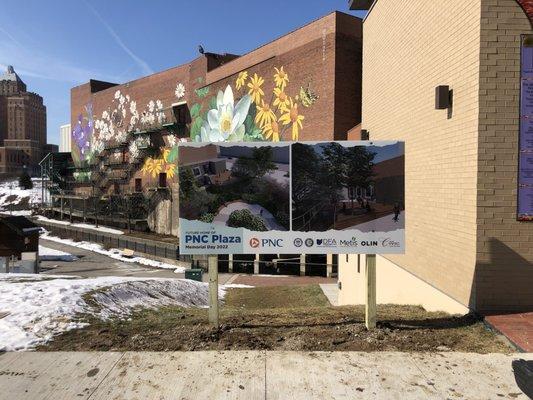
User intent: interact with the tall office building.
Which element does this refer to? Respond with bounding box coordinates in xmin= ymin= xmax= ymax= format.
xmin=0 ymin=65 xmax=57 ymax=175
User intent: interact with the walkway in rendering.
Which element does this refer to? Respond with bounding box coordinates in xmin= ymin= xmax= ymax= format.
xmin=342 ymin=211 xmax=405 ymax=232
xmin=0 ymin=351 xmax=530 ymax=399
xmin=213 ymin=201 xmax=286 ymax=231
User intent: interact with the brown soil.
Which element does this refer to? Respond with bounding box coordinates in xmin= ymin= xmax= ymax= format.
xmin=40 ymin=285 xmax=512 ymax=353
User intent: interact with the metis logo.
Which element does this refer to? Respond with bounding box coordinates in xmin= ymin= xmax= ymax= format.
xmin=249 ymin=238 xmax=260 ymax=248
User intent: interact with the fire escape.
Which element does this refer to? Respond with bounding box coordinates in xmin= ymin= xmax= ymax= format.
xmin=43 ymin=105 xmax=187 ymax=231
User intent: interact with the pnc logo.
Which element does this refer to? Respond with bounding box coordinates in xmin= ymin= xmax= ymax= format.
xmin=249 ymin=237 xmax=260 ymax=248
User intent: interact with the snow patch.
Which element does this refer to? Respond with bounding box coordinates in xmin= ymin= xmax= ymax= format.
xmin=39 ymin=245 xmax=78 ymax=262
xmin=0 ymin=275 xmax=231 ymax=351
xmin=0 ymin=178 xmax=43 ymax=211
xmin=36 ymin=216 xmax=124 ymax=235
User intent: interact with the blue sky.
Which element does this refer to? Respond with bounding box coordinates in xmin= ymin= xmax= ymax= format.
xmin=0 ymin=1 xmax=365 ymax=145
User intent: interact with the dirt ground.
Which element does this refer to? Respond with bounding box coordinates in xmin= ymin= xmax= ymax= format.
xmin=41 ymin=285 xmax=512 ymax=353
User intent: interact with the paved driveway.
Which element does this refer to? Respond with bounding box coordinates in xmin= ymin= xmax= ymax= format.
xmin=38 ymin=238 xmax=235 ymax=284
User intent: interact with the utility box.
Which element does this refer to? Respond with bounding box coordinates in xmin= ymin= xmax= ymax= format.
xmin=185 ymin=268 xmax=203 ymax=282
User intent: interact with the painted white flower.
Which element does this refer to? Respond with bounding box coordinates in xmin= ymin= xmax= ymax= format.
xmin=121 ymin=108 xmax=126 ymax=118
xmin=119 ymin=95 xmax=125 ymax=105
xmin=195 ymin=124 xmax=224 ymax=142
xmin=175 ymin=83 xmax=185 ymax=99
xmin=102 ymin=110 xmax=109 ymax=120
xmin=116 ymin=130 xmax=128 ymax=143
xmin=205 ymin=85 xmax=251 ymax=142
xmin=130 ymin=101 xmax=137 ymax=114
xmin=130 ymin=115 xmax=138 ymax=128
xmin=91 ymin=136 xmax=104 ymax=154
xmin=129 ymin=140 xmax=139 ymax=161
xmin=167 ymin=134 xmax=177 ymax=147
xmin=156 ymin=99 xmax=163 ymax=110
xmin=126 ymin=94 xmax=130 ymax=102
xmin=114 ymin=90 xmax=121 ymax=99
xmin=148 ymin=100 xmax=155 ymax=113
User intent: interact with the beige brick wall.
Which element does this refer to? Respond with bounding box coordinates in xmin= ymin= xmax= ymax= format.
xmin=476 ymin=0 xmax=533 ymax=311
xmin=361 ymin=0 xmax=482 ymax=307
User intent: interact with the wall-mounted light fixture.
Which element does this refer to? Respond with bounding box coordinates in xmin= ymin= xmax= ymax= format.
xmin=435 ymin=85 xmax=451 ymax=109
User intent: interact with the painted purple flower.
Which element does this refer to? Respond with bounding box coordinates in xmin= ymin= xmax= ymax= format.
xmin=72 ymin=104 xmax=94 ymax=160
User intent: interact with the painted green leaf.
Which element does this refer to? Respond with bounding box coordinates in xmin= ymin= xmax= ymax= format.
xmin=244 ymin=115 xmax=253 ymax=133
xmin=195 ymin=87 xmax=210 ymax=98
xmin=167 ymin=146 xmax=179 ymax=163
xmin=208 ymin=95 xmax=217 ymax=110
xmin=190 ymin=117 xmax=203 ymax=139
xmin=190 ymin=103 xmax=202 ymax=119
xmin=248 ymin=102 xmax=257 ymax=121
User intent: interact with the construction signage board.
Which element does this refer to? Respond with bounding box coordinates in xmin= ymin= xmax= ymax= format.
xmin=178 ymin=141 xmax=405 ymax=254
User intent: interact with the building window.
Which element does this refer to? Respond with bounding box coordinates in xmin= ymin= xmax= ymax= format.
xmin=159 ymin=172 xmax=167 ymax=188
xmin=135 ymin=178 xmax=142 ymax=192
xmin=192 ymin=167 xmax=201 ymax=177
xmin=172 ymin=103 xmax=190 ymax=127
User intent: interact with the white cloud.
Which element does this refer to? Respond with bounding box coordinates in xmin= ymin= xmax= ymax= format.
xmin=83 ymin=1 xmax=153 ymax=76
xmin=0 ymin=34 xmax=122 ymax=84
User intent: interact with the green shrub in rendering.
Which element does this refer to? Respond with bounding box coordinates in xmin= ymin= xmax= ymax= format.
xmin=227 ymin=209 xmax=267 ymax=231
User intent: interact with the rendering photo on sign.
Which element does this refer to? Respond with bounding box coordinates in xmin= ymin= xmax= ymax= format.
xmin=178 ymin=141 xmax=405 ymax=254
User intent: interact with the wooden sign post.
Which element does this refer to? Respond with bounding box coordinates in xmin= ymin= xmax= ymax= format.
xmin=365 ymin=254 xmax=377 ymax=329
xmin=208 ymin=255 xmax=219 ymax=328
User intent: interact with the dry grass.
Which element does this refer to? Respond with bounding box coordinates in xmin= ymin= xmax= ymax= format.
xmin=40 ymin=285 xmax=513 ymax=353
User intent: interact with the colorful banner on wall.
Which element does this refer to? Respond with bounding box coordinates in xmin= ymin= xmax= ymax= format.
xmin=178 ymin=141 xmax=405 ymax=255
xmin=519 ymin=35 xmax=533 ymax=221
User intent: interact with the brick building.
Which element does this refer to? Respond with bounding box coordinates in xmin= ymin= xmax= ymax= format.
xmin=339 ymin=0 xmax=533 ymax=313
xmin=0 ymin=66 xmax=57 ymax=176
xmin=64 ymin=11 xmax=363 ymax=238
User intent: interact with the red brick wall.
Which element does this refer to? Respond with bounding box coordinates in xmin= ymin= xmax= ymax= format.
xmin=517 ymin=0 xmax=533 ymax=23
xmin=70 ymin=11 xmax=363 ymax=193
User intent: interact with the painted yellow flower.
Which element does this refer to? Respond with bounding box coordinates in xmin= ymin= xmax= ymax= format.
xmin=247 ymin=73 xmax=264 ymax=104
xmin=255 ymin=100 xmax=276 ymax=128
xmin=161 ymin=148 xmax=170 ymax=163
xmin=165 ymin=163 xmax=176 ymax=179
xmin=274 ymin=67 xmax=289 ymax=90
xmin=263 ymin=120 xmax=280 ymax=142
xmin=279 ymin=98 xmax=304 ymax=141
xmin=142 ymin=157 xmax=163 ymax=178
xmin=141 ymin=157 xmax=152 ymax=174
xmin=235 ymin=71 xmax=248 ymax=90
xmin=273 ymin=87 xmax=290 ymax=112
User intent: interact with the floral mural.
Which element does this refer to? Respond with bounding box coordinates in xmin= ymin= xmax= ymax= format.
xmin=73 ymin=85 xmax=186 ymax=182
xmin=72 ymin=65 xmax=318 ymax=185
xmin=190 ymin=66 xmax=318 ymax=143
xmin=71 ymin=103 xmax=94 ymax=166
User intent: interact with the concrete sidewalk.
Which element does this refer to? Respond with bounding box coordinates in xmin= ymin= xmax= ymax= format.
xmin=0 ymin=351 xmax=530 ymax=399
